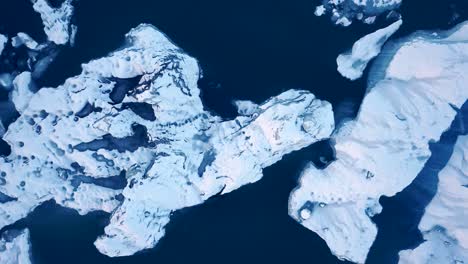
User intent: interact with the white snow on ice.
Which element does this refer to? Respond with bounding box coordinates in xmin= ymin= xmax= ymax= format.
xmin=289 ymin=21 xmax=468 ymax=264
xmin=337 ymin=20 xmax=402 ymax=80
xmin=399 ymin=135 xmax=468 ymax=264
xmin=0 ymin=229 xmax=32 ymax=264
xmin=0 ymin=24 xmax=335 ymax=257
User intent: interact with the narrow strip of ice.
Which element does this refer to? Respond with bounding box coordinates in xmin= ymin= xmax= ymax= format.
xmin=0 ymin=229 xmax=32 ymax=264
xmin=0 ymin=34 xmax=7 ymax=56
xmin=0 ymin=24 xmax=335 ymax=257
xmin=289 ymin=21 xmax=468 ymax=264
xmin=31 ymin=0 xmax=74 ymax=45
xmin=399 ymin=136 xmax=468 ymax=264
xmin=337 ymin=20 xmax=402 ymax=80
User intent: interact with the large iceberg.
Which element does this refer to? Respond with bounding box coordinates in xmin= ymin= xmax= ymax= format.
xmin=0 ymin=229 xmax=32 ymax=264
xmin=31 ymin=0 xmax=75 ymax=45
xmin=289 ymin=22 xmax=468 ymax=263
xmin=337 ymin=19 xmax=402 ymax=80
xmin=0 ymin=24 xmax=334 ymax=257
xmin=399 ymin=135 xmax=468 ymax=264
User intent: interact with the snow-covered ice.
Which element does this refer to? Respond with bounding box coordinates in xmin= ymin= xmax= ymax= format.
xmin=0 ymin=24 xmax=335 ymax=257
xmin=0 ymin=229 xmax=32 ymax=264
xmin=337 ymin=20 xmax=402 ymax=80
xmin=399 ymin=135 xmax=468 ymax=264
xmin=289 ymin=21 xmax=468 ymax=264
xmin=31 ymin=0 xmax=75 ymax=45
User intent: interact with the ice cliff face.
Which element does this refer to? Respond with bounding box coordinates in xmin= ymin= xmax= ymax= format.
xmin=399 ymin=135 xmax=468 ymax=264
xmin=289 ymin=22 xmax=468 ymax=263
xmin=31 ymin=0 xmax=75 ymax=45
xmin=0 ymin=229 xmax=31 ymax=264
xmin=314 ymin=0 xmax=402 ymax=26
xmin=337 ymin=19 xmax=402 ymax=80
xmin=0 ymin=24 xmax=334 ymax=257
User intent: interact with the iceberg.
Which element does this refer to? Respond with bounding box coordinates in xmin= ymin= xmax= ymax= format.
xmin=289 ymin=21 xmax=468 ymax=263
xmin=31 ymin=0 xmax=75 ymax=45
xmin=398 ymin=135 xmax=468 ymax=264
xmin=0 ymin=229 xmax=32 ymax=264
xmin=337 ymin=20 xmax=402 ymax=80
xmin=0 ymin=24 xmax=335 ymax=257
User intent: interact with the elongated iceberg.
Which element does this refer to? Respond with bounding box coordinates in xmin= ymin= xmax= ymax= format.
xmin=399 ymin=135 xmax=468 ymax=264
xmin=337 ymin=20 xmax=402 ymax=80
xmin=289 ymin=21 xmax=468 ymax=263
xmin=0 ymin=229 xmax=31 ymax=264
xmin=0 ymin=24 xmax=334 ymax=257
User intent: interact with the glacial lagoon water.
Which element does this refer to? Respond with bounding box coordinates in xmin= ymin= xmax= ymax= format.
xmin=1 ymin=0 xmax=468 ymax=263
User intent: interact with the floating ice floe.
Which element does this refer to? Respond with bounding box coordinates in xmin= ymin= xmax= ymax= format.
xmin=31 ymin=0 xmax=75 ymax=45
xmin=11 ymin=33 xmax=40 ymax=50
xmin=337 ymin=19 xmax=402 ymax=80
xmin=289 ymin=21 xmax=468 ymax=263
xmin=0 ymin=24 xmax=335 ymax=257
xmin=399 ymin=135 xmax=468 ymax=264
xmin=0 ymin=229 xmax=32 ymax=264
xmin=316 ymin=0 xmax=402 ymax=26
xmin=0 ymin=34 xmax=7 ymax=56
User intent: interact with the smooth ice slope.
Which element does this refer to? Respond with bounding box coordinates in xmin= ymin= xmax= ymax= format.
xmin=0 ymin=24 xmax=335 ymax=257
xmin=399 ymin=136 xmax=468 ymax=264
xmin=289 ymin=22 xmax=468 ymax=263
xmin=31 ymin=0 xmax=74 ymax=45
xmin=0 ymin=229 xmax=32 ymax=264
xmin=337 ymin=20 xmax=402 ymax=80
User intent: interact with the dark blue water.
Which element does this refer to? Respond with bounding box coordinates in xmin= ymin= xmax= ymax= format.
xmin=1 ymin=0 xmax=467 ymax=263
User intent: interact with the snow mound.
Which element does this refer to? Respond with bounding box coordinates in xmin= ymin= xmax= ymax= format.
xmin=289 ymin=21 xmax=468 ymax=264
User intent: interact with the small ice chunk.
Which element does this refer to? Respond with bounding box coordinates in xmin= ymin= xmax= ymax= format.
xmin=336 ymin=20 xmax=402 ymax=80
xmin=233 ymin=100 xmax=259 ymax=116
xmin=0 ymin=34 xmax=7 ymax=56
xmin=11 ymin=33 xmax=39 ymax=50
xmin=0 ymin=229 xmax=32 ymax=264
xmin=31 ymin=0 xmax=74 ymax=45
xmin=314 ymin=5 xmax=326 ymax=16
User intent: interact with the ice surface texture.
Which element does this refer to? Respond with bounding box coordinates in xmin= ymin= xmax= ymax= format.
xmin=0 ymin=24 xmax=334 ymax=257
xmin=289 ymin=22 xmax=468 ymax=263
xmin=399 ymin=135 xmax=468 ymax=264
